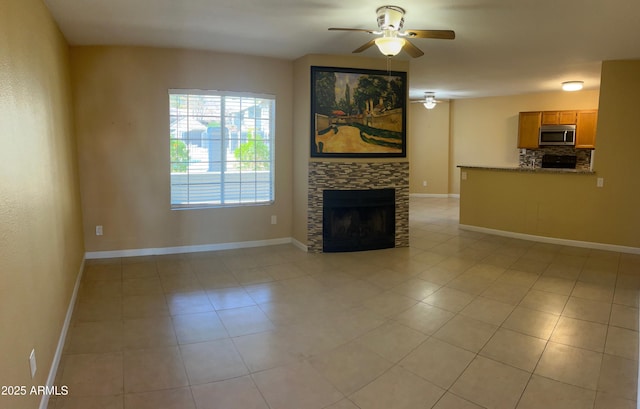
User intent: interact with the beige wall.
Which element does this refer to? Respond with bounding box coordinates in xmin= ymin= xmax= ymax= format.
xmin=71 ymin=47 xmax=294 ymax=252
xmin=0 ymin=0 xmax=85 ymax=407
xmin=450 ymin=90 xmax=599 ymax=193
xmin=460 ymin=60 xmax=640 ymax=249
xmin=409 ymin=101 xmax=451 ymax=194
xmin=291 ymin=55 xmax=410 ymax=245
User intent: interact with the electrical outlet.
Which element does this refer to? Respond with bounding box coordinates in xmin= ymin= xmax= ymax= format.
xmin=96 ymin=225 xmax=103 ymax=236
xmin=271 ymin=215 xmax=277 ymax=225
xmin=422 ymin=180 xmax=427 ymax=187
xmin=596 ymin=177 xmax=604 ymax=188
xmin=29 ymin=349 xmax=37 ymax=379
xmin=461 ymin=171 xmax=468 ymax=181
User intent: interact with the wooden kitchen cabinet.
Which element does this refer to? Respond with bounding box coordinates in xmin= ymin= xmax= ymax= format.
xmin=575 ymin=110 xmax=598 ymax=148
xmin=541 ymin=110 xmax=577 ymax=125
xmin=518 ymin=111 xmax=542 ymax=148
xmin=541 ymin=111 xmax=558 ymax=125
xmin=519 ymin=109 xmax=597 ymax=149
xmin=559 ymin=110 xmax=577 ymax=124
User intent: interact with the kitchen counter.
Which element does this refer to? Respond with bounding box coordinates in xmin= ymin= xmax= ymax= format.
xmin=457 ymin=165 xmax=595 ymax=174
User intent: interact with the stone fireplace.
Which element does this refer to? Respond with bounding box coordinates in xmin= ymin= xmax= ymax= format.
xmin=323 ymin=188 xmax=396 ymax=252
xmin=307 ymin=161 xmax=409 ymax=253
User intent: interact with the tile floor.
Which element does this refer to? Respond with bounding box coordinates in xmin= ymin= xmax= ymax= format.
xmin=49 ymin=197 xmax=639 ymax=409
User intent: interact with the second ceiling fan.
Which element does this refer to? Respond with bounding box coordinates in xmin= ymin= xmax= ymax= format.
xmin=329 ymin=5 xmax=455 ymax=58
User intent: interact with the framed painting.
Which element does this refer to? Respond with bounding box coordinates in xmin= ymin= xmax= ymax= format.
xmin=310 ymin=66 xmax=407 ymax=158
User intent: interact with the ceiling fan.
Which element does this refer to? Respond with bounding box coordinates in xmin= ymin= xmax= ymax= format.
xmin=329 ymin=5 xmax=455 ymax=58
xmin=411 ymin=92 xmax=442 ymax=109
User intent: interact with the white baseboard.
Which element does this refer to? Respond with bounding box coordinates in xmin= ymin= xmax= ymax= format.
xmin=291 ymin=238 xmax=308 ymax=252
xmin=459 ymin=224 xmax=640 ymax=255
xmin=410 ymin=193 xmax=460 ymax=199
xmin=85 ymin=237 xmax=295 ymax=259
xmin=39 ymin=257 xmax=85 ymax=409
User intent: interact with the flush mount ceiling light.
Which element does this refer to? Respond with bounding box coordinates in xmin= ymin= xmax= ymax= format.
xmin=562 ymin=81 xmax=584 ymax=91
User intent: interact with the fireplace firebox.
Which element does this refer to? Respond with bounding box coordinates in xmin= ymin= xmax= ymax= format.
xmin=322 ymin=189 xmax=395 ymax=252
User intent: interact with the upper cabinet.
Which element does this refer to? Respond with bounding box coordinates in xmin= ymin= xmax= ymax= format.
xmin=518 ymin=109 xmax=598 ymax=149
xmin=575 ymin=110 xmax=598 ymax=148
xmin=518 ymin=112 xmax=542 ymax=149
xmin=541 ymin=110 xmax=577 ymax=125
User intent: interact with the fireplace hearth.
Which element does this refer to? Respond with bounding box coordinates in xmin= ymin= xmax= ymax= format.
xmin=323 ymin=189 xmax=395 ymax=252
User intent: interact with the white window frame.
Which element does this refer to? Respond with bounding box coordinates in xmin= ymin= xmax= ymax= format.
xmin=169 ymin=89 xmax=275 ymax=209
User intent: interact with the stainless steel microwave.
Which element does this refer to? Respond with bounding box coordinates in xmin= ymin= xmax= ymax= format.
xmin=539 ymin=125 xmax=576 ymax=146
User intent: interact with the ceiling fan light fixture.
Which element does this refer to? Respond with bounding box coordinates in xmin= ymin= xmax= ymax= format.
xmin=423 ymin=99 xmax=437 ymax=109
xmin=375 ymin=36 xmax=406 ymax=56
xmin=422 ymin=93 xmax=437 ymax=109
xmin=562 ymin=81 xmax=584 ymax=91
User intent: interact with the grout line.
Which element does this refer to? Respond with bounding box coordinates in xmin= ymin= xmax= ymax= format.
xmin=53 ymin=198 xmax=640 ymax=408
xmin=511 ymin=272 xmax=572 ymax=408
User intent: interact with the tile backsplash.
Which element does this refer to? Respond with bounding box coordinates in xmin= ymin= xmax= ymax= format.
xmin=519 ymin=146 xmax=593 ymax=170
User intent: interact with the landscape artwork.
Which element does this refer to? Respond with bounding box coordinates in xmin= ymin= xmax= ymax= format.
xmin=310 ymin=66 xmax=407 ymax=158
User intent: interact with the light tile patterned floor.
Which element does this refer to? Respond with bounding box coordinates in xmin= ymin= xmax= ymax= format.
xmin=49 ymin=197 xmax=639 ymax=409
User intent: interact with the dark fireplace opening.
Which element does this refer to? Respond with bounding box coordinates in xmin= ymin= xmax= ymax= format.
xmin=323 ymin=188 xmax=395 ymax=252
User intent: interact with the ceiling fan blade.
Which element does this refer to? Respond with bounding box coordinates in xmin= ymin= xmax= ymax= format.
xmin=404 ymin=29 xmax=455 ymax=39
xmin=403 ymin=40 xmax=424 ymax=58
xmin=353 ymin=39 xmax=377 ymax=54
xmin=329 ymin=27 xmax=377 ymax=34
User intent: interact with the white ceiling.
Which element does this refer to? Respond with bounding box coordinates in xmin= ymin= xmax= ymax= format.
xmin=45 ymin=0 xmax=640 ymax=100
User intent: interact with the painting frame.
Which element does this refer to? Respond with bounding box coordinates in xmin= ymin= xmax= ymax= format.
xmin=310 ymin=66 xmax=407 ymax=158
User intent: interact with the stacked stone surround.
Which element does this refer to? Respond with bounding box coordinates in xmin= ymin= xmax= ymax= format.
xmin=307 ymin=161 xmax=410 ymax=253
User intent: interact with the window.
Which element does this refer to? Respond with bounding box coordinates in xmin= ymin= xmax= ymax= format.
xmin=169 ymin=90 xmax=275 ymax=209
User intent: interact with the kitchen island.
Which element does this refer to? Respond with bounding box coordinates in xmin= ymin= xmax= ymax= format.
xmin=457 ymin=165 xmax=611 ymax=251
